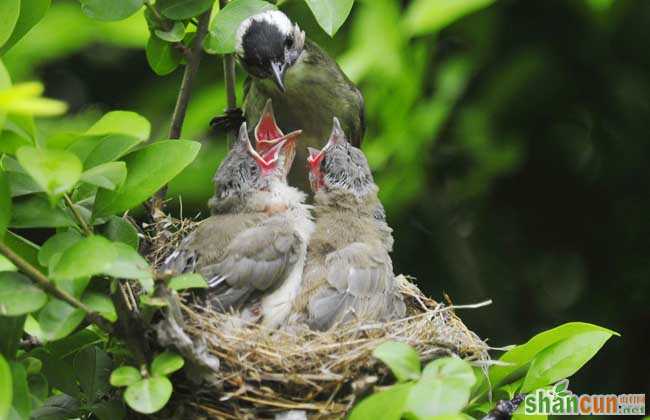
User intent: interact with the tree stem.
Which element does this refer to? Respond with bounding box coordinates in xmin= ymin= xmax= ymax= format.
xmin=220 ymin=0 xmax=238 ymax=148
xmin=0 ymin=242 xmax=113 ymax=334
xmin=148 ymin=9 xmax=212 ymax=218
xmin=63 ymin=194 xmax=93 ymax=236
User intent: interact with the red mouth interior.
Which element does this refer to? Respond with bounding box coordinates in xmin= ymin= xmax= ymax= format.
xmin=255 ymin=112 xmax=284 ymax=154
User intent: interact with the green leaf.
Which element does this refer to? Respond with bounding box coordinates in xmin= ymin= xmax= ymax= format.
xmin=38 ymin=299 xmax=85 ymax=341
xmin=9 ymin=195 xmax=76 ymax=228
xmin=372 ymin=341 xmax=421 ymax=382
xmin=30 ymin=394 xmax=80 ymax=420
xmin=28 ymin=373 xmax=48 ymax=406
xmin=82 ymin=292 xmax=117 ymax=322
xmin=92 ymin=399 xmax=126 ymax=420
xmin=79 ymin=0 xmax=144 ymax=22
xmin=0 ymin=316 xmax=25 ymax=359
xmin=101 ymin=216 xmax=139 ymax=249
xmin=0 ymin=255 xmax=16 ymax=271
xmin=83 ymin=134 xmax=144 ymax=168
xmin=15 ymin=147 xmax=82 ymax=199
xmin=0 ymin=170 xmax=10 ymax=239
xmin=52 ymin=235 xmax=118 ymax=281
xmin=20 ymin=357 xmax=41 ymax=375
xmin=44 ymin=328 xmax=102 ymax=359
xmin=146 ymin=36 xmax=182 ymax=76
xmin=93 ymin=140 xmax=201 ymax=217
xmin=103 ymin=242 xmax=152 ymax=280
xmin=406 ymin=358 xmax=475 ymax=418
xmin=521 ymin=331 xmax=614 ymax=392
xmin=30 ymin=348 xmax=81 ymax=398
xmin=0 ymin=0 xmax=20 ymax=49
xmin=151 ymin=352 xmax=184 ymax=377
xmin=2 ymin=231 xmax=40 ymax=270
xmin=123 ymin=376 xmax=173 ymax=414
xmin=167 ymin=273 xmax=207 ymax=290
xmin=304 ymin=0 xmax=354 ymax=36
xmin=209 ymin=0 xmax=277 ymax=54
xmin=402 ymin=0 xmax=495 ymax=36
xmin=154 ymin=21 xmax=185 ymax=43
xmin=38 ymin=230 xmax=82 ymax=268
xmin=489 ymin=322 xmax=618 ymax=387
xmin=0 ymin=0 xmax=50 ymax=55
xmin=0 ymin=82 xmax=67 ymax=116
xmin=80 ymin=161 xmax=127 ymax=190
xmin=349 ymin=383 xmax=412 ymax=420
xmin=9 ymin=361 xmax=30 ymax=420
xmin=0 ymin=272 xmax=47 ymax=316
xmin=158 ymin=0 xmax=212 ymax=20
xmin=0 ymin=116 xmax=34 ymax=155
xmin=0 ymin=354 xmax=12 ymax=420
xmin=73 ymin=346 xmax=112 ymax=402
xmin=85 ymin=111 xmax=150 ymax=142
xmin=110 ymin=366 xmax=141 ymax=387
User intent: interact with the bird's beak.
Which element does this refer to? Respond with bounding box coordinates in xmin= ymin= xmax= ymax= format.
xmin=270 ymin=61 xmax=287 ymax=93
xmin=272 ymin=129 xmax=302 ymax=176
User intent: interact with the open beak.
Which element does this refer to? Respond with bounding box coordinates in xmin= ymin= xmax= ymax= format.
xmin=270 ymin=61 xmax=287 ymax=93
xmin=255 ymin=99 xmax=284 ymax=154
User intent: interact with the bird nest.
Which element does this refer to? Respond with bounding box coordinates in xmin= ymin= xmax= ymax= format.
xmin=142 ymin=216 xmax=492 ymax=419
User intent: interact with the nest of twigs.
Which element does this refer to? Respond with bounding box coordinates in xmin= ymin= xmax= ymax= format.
xmin=143 ymin=216 xmax=491 ymax=419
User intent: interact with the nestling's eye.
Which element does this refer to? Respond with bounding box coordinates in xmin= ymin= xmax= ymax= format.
xmin=285 ymin=37 xmax=294 ymax=48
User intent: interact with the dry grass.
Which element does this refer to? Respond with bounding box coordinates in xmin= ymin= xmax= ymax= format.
xmin=145 ymin=216 xmax=492 ymax=419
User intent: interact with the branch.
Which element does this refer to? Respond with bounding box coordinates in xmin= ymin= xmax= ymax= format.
xmin=63 ymin=194 xmax=93 ymax=236
xmin=0 ymin=241 xmax=113 ymax=334
xmin=148 ymin=9 xmax=212 ymax=218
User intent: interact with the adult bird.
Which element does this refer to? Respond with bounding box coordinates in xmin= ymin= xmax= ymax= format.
xmin=212 ymin=10 xmax=365 ymax=185
xmin=164 ymin=122 xmax=314 ymax=329
xmin=292 ymin=118 xmax=405 ymax=330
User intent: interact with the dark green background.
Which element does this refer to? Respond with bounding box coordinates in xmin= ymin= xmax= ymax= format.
xmin=5 ymin=0 xmax=647 ymax=397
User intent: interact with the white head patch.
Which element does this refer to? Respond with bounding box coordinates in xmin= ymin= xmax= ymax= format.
xmin=236 ymin=10 xmax=294 ymax=57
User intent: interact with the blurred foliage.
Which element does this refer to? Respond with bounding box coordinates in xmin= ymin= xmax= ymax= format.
xmin=0 ymin=0 xmax=647 ymax=416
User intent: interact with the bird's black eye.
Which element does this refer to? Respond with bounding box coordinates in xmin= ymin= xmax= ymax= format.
xmin=285 ymin=37 xmax=294 ymax=48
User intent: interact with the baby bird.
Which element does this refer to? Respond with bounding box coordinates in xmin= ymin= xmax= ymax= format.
xmin=165 ymin=121 xmax=313 ymax=329
xmin=293 ymin=118 xmax=405 ymax=330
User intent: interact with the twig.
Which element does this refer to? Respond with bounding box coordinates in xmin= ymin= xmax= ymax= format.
xmin=63 ymin=194 xmax=93 ymax=236
xmin=220 ymin=0 xmax=238 ymax=149
xmin=148 ymin=8 xmax=212 ymax=218
xmin=0 ymin=242 xmax=113 ymax=334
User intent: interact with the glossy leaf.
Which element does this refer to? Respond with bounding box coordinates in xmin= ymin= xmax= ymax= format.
xmin=15 ymin=147 xmax=82 ymax=198
xmin=80 ymin=161 xmax=127 ymax=190
xmin=168 ymin=273 xmax=207 ymax=290
xmin=83 ymin=134 xmax=143 ymax=168
xmin=123 ymin=376 xmax=173 ymax=414
xmin=151 ymin=352 xmax=184 ymax=376
xmin=0 ymin=0 xmax=50 ymax=55
xmin=82 ymin=292 xmax=117 ymax=322
xmin=403 ymin=0 xmax=495 ymax=36
xmin=110 ymin=366 xmax=141 ymax=387
xmin=9 ymin=195 xmax=76 ymax=228
xmin=0 ymin=272 xmax=47 ymax=316
xmin=372 ymin=341 xmax=421 ymax=382
xmin=93 ymin=140 xmax=201 ymax=217
xmin=0 ymin=255 xmax=15 ymax=271
xmin=158 ymin=0 xmax=212 ymax=20
xmin=85 ymin=111 xmax=150 ymax=142
xmin=0 ymin=170 xmax=10 ymax=239
xmin=521 ymin=331 xmax=614 ymax=392
xmin=79 ymin=0 xmax=144 ymax=22
xmin=154 ymin=21 xmax=185 ymax=43
xmin=51 ymin=235 xmax=118 ymax=281
xmin=30 ymin=394 xmax=80 ymax=419
xmin=38 ymin=299 xmax=85 ymax=341
xmin=304 ymin=0 xmax=354 ymax=36
xmin=209 ymin=0 xmax=277 ymax=53
xmin=73 ymin=346 xmax=112 ymax=402
xmin=9 ymin=361 xmax=30 ymax=420
xmin=101 ymin=216 xmax=139 ymax=249
xmin=0 ymin=0 xmax=20 ymax=48
xmin=146 ymin=36 xmax=182 ymax=76
xmin=349 ymin=383 xmax=412 ymax=420
xmin=38 ymin=230 xmax=82 ymax=268
xmin=489 ymin=322 xmax=618 ymax=387
xmin=2 ymin=231 xmax=40 ymax=270
xmin=0 ymin=354 xmax=11 ymax=420
xmin=420 ymin=357 xmax=476 ymax=386
xmin=103 ymin=242 xmax=152 ymax=280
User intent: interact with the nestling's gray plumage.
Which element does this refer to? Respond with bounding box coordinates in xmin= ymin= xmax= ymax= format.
xmin=164 ymin=122 xmax=314 ymax=328
xmin=214 ymin=10 xmax=365 ymax=188
xmin=293 ymin=118 xmax=405 ymax=330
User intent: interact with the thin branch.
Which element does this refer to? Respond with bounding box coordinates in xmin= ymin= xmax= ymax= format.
xmin=220 ymin=0 xmax=238 ymax=148
xmin=148 ymin=8 xmax=212 ymax=218
xmin=0 ymin=242 xmax=113 ymax=334
xmin=63 ymin=194 xmax=93 ymax=236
